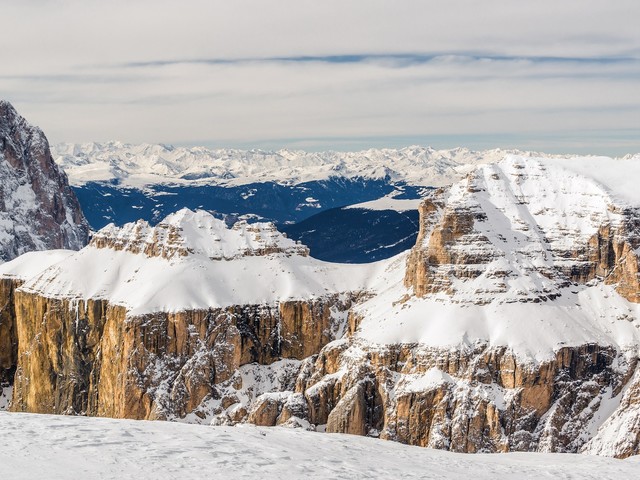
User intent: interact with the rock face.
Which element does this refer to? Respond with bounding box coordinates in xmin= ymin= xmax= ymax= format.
xmin=404 ymin=159 xmax=640 ymax=304
xmin=2 ymin=209 xmax=365 ymax=421
xmin=297 ymin=157 xmax=640 ymax=457
xmin=2 ymin=156 xmax=640 ymax=459
xmin=9 ymin=291 xmax=354 ymax=419
xmin=0 ymin=101 xmax=89 ymax=261
xmin=294 ymin=340 xmax=638 ymax=455
xmin=0 ymin=278 xmax=19 ymax=388
xmin=91 ymin=210 xmax=309 ymax=260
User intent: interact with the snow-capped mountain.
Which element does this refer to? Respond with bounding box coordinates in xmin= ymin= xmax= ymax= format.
xmin=15 ymin=208 xmax=373 ymax=314
xmin=52 ymin=142 xmax=587 ymax=264
xmin=2 ymin=154 xmax=640 ymax=458
xmin=53 ymin=142 xmax=540 ymax=188
xmin=0 ymin=102 xmax=88 ymax=261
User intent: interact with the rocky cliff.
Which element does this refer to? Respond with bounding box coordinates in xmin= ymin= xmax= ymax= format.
xmin=1 ymin=210 xmax=368 ymax=421
xmin=214 ymin=157 xmax=640 ymax=458
xmin=2 ymin=156 xmax=640 ymax=459
xmin=0 ymin=101 xmax=89 ymax=261
xmin=9 ymin=291 xmax=355 ymax=420
xmin=290 ymin=157 xmax=640 ymax=457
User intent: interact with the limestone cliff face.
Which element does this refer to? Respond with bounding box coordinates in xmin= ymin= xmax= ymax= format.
xmin=9 ymin=291 xmax=354 ymax=420
xmin=292 ymin=340 xmax=636 ymax=455
xmin=0 ymin=278 xmax=20 ymax=388
xmin=0 ymin=101 xmax=89 ymax=261
xmin=404 ymin=161 xmax=640 ymax=304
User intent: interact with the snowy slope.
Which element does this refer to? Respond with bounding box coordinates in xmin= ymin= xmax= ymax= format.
xmin=6 ymin=208 xmax=389 ymax=315
xmin=540 ymin=156 xmax=640 ymax=206
xmin=353 ymin=155 xmax=640 ymax=361
xmin=53 ymin=142 xmax=563 ymax=188
xmin=345 ymin=191 xmax=423 ymax=212
xmin=1 ymin=412 xmax=638 ymax=480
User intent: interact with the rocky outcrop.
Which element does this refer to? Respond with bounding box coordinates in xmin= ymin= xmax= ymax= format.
xmin=9 ymin=291 xmax=355 ymax=419
xmin=91 ymin=209 xmax=308 ymax=261
xmin=0 ymin=101 xmax=89 ymax=261
xmin=293 ymin=340 xmax=636 ymax=455
xmin=404 ymin=159 xmax=640 ymax=304
xmin=582 ymin=364 xmax=640 ymax=458
xmin=0 ymin=278 xmax=20 ymax=389
xmin=582 ymin=221 xmax=640 ymax=302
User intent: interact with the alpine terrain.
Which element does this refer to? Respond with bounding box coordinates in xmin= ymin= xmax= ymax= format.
xmin=53 ymin=143 xmax=572 ymax=263
xmin=0 ymin=101 xmax=89 ymax=400
xmin=1 ymin=124 xmax=640 ymax=459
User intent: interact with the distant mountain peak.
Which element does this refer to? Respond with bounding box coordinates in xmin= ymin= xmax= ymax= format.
xmin=53 ymin=142 xmax=579 ymax=188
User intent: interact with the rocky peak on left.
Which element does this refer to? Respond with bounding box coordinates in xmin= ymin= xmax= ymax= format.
xmin=0 ymin=101 xmax=89 ymax=261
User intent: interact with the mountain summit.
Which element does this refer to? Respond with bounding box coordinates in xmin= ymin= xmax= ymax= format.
xmin=0 ymin=101 xmax=88 ymax=260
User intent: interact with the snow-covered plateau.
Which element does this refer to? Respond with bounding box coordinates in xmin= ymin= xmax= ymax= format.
xmin=1 ymin=412 xmax=638 ymax=480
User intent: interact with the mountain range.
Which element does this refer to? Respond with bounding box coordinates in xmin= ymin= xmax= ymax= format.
xmin=1 ymin=101 xmax=640 ymax=460
xmin=53 ymin=142 xmax=610 ymax=263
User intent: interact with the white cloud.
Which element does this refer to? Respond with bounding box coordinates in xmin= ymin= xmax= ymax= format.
xmin=1 ymin=0 xmax=639 ymax=154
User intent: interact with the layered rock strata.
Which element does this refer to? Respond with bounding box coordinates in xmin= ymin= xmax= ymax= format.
xmin=9 ymin=292 xmax=354 ymax=419
xmin=1 ymin=209 xmax=365 ymax=421
xmin=2 ymin=156 xmax=640 ymax=459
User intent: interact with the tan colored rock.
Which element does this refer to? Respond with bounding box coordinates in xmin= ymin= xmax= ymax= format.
xmin=301 ymin=340 xmax=627 ymax=455
xmin=0 ymin=278 xmax=20 ymax=386
xmin=248 ymin=394 xmax=283 ymax=426
xmin=326 ymin=380 xmax=380 ymax=436
xmin=9 ymin=290 xmax=354 ymax=420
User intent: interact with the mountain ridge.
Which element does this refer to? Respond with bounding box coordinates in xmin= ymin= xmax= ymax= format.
xmin=54 ymin=141 xmax=595 ymax=188
xmin=0 ymin=101 xmax=89 ymax=261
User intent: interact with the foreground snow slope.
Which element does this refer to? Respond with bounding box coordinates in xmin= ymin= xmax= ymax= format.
xmin=1 ymin=412 xmax=638 ymax=480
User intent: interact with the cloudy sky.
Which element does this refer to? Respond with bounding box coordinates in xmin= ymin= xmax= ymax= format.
xmin=2 ymin=0 xmax=639 ymax=154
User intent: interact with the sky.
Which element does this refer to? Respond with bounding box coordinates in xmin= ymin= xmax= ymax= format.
xmin=2 ymin=0 xmax=639 ymax=155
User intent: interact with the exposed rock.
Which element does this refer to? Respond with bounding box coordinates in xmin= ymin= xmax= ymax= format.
xmin=248 ymin=393 xmax=287 ymax=426
xmin=300 ymin=340 xmax=633 ymax=454
xmin=90 ymin=209 xmax=308 ymax=260
xmin=581 ymin=363 xmax=640 ymax=458
xmin=0 ymin=101 xmax=88 ymax=261
xmin=0 ymin=278 xmax=19 ymax=387
xmin=326 ymin=379 xmax=381 ymax=436
xmin=9 ymin=291 xmax=354 ymax=419
xmin=404 ymin=158 xmax=640 ymax=304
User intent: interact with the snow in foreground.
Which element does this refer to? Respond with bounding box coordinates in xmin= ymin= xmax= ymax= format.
xmin=1 ymin=412 xmax=638 ymax=480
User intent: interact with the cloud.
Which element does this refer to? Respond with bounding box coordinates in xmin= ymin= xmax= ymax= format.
xmin=1 ymin=0 xmax=639 ymax=155
xmin=120 ymin=52 xmax=639 ymax=69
